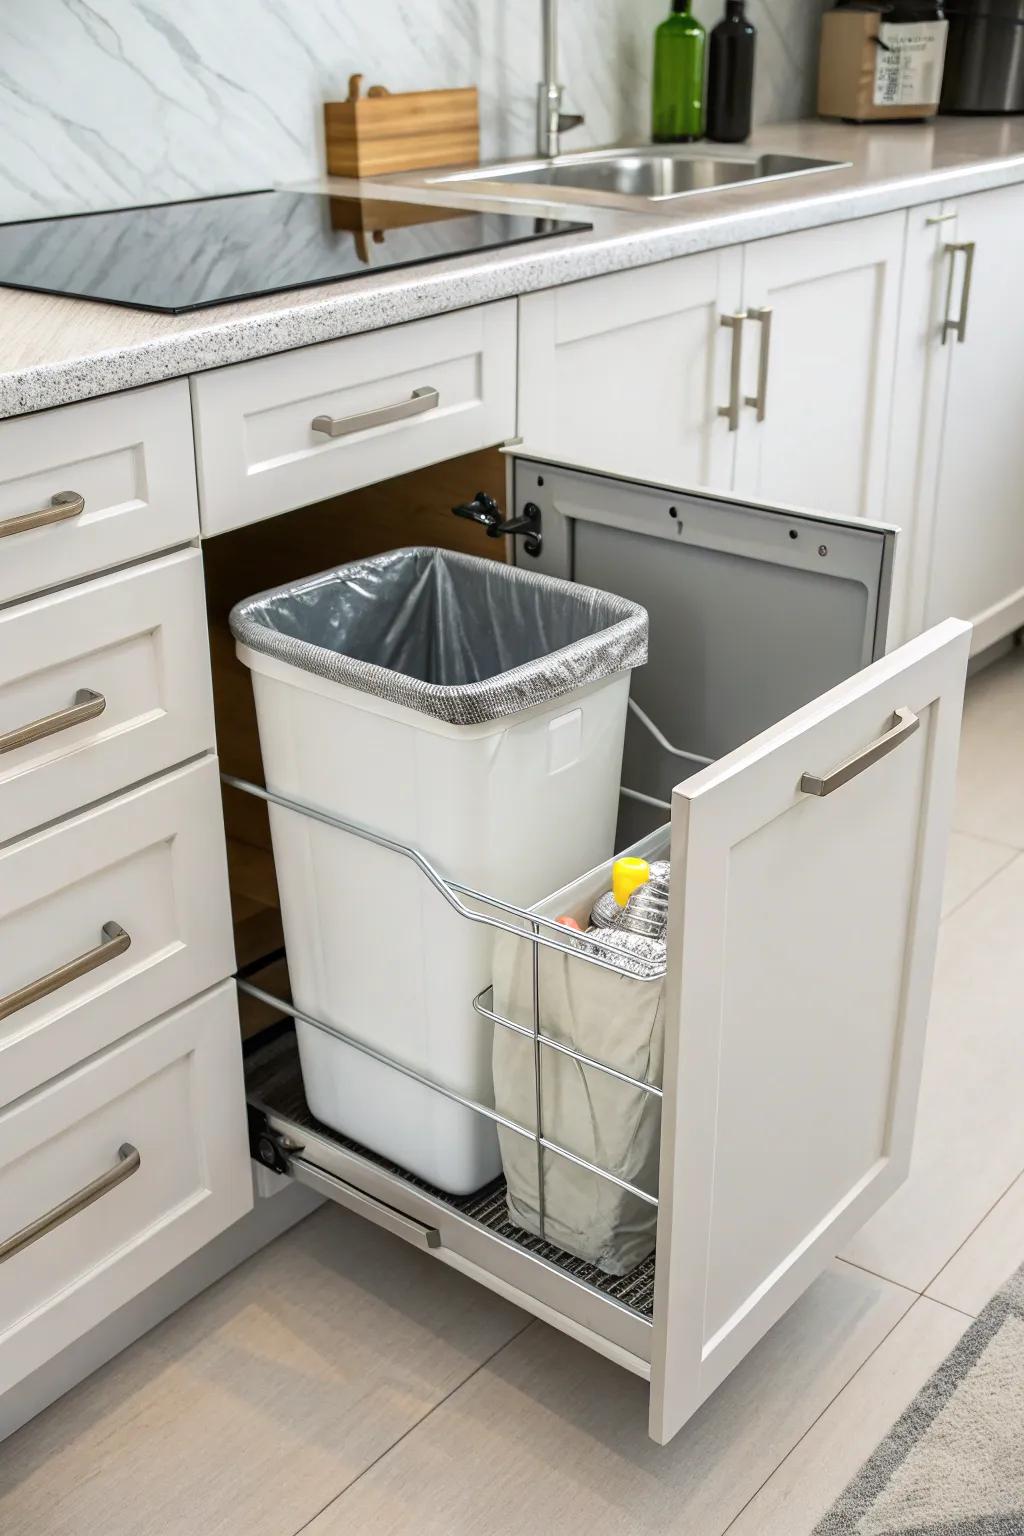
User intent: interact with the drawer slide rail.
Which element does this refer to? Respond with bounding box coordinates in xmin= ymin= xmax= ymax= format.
xmin=245 ymin=1039 xmax=657 ymax=1347
xmin=248 ymin=1107 xmax=441 ymax=1252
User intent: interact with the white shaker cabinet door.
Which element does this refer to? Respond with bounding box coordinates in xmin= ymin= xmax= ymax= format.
xmin=923 ymin=183 xmax=1024 ymax=651
xmin=517 ymin=248 xmax=743 ymax=495
xmin=880 ymin=201 xmax=958 ymax=648
xmin=733 ymin=212 xmax=905 ymax=523
xmin=650 ymin=616 xmax=970 ymax=1443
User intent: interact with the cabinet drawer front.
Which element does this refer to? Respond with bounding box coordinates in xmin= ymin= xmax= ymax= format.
xmin=0 ymin=381 xmax=199 ymax=605
xmin=192 ymin=302 xmax=517 ymax=535
xmin=0 ymin=757 xmax=234 ymax=1108
xmin=0 ymin=549 xmax=215 ymax=842
xmin=0 ymin=980 xmax=251 ymax=1394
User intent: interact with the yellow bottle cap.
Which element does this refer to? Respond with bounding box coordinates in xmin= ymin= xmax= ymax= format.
xmin=612 ymin=857 xmax=650 ymax=908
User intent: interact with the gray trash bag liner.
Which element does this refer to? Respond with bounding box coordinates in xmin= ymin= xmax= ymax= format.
xmin=228 ymin=546 xmax=648 ymax=727
xmin=491 ymin=829 xmax=668 ymax=1276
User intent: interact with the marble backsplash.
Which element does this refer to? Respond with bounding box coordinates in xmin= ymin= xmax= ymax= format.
xmin=0 ymin=0 xmax=831 ymax=222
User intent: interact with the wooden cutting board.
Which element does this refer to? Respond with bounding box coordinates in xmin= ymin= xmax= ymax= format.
xmin=325 ymin=74 xmax=480 ymax=178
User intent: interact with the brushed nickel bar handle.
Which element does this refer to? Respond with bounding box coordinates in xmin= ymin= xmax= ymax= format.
xmin=0 ymin=687 xmax=106 ymax=755
xmin=311 ymin=385 xmax=439 ymax=438
xmin=942 ymin=241 xmax=976 ymax=345
xmin=744 ymin=305 xmax=773 ymax=422
xmin=0 ymin=921 xmax=131 ymax=1023
xmin=0 ymin=1143 xmax=141 ymax=1265
xmin=0 ymin=491 xmax=85 ymax=541
xmin=800 ymin=707 xmax=919 ymax=798
xmin=717 ymin=313 xmax=745 ymax=433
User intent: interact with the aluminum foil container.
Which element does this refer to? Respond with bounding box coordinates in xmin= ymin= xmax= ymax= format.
xmin=618 ymin=882 xmax=669 ymax=939
xmin=229 ymin=547 xmax=648 ymax=727
xmin=584 ymin=926 xmax=667 ymax=977
xmin=590 ymin=890 xmax=623 ymax=929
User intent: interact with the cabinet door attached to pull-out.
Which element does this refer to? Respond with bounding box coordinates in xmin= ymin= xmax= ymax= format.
xmin=508 ymin=453 xmax=968 ymax=1442
xmin=651 ymin=616 xmax=969 ymax=1442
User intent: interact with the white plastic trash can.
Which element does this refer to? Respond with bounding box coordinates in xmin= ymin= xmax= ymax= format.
xmin=230 ymin=547 xmax=648 ymax=1195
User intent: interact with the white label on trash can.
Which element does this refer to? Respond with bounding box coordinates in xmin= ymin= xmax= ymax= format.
xmin=547 ymin=708 xmax=583 ymax=774
xmin=874 ymin=21 xmax=948 ymax=108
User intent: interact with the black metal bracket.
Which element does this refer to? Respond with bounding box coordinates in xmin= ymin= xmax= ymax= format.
xmin=247 ymin=1104 xmax=303 ymax=1176
xmin=451 ymin=492 xmax=543 ymax=558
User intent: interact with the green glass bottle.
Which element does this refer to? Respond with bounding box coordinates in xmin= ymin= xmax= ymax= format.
xmin=652 ymin=0 xmax=707 ymax=143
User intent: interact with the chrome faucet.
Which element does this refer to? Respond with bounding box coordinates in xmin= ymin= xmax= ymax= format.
xmin=538 ymin=0 xmax=585 ymax=158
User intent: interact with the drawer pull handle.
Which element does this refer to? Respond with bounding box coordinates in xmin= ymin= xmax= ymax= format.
xmin=0 ymin=490 xmax=85 ymax=541
xmin=942 ymin=241 xmax=976 ymax=345
xmin=0 ymin=920 xmax=131 ymax=1022
xmin=717 ymin=313 xmax=745 ymax=433
xmin=0 ymin=1143 xmax=141 ymax=1266
xmin=800 ymin=707 xmax=919 ymax=798
xmin=0 ymin=687 xmax=106 ymax=755
xmin=744 ymin=305 xmax=773 ymax=422
xmin=311 ymin=385 xmax=439 ymax=438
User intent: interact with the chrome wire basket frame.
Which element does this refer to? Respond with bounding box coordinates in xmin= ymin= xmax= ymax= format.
xmin=224 ymin=772 xmax=668 ymax=1238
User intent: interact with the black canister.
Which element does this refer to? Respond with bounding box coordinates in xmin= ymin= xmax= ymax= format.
xmin=707 ymin=1 xmax=757 ymax=143
xmin=941 ymin=0 xmax=1024 ymax=113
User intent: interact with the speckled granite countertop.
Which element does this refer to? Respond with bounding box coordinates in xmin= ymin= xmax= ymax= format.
xmin=3 ymin=116 xmax=1024 ymax=421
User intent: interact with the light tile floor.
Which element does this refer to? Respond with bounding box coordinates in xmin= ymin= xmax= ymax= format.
xmin=2 ymin=649 xmax=1023 ymax=1536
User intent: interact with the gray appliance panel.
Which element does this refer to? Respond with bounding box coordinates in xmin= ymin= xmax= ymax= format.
xmin=511 ymin=458 xmax=896 ymax=838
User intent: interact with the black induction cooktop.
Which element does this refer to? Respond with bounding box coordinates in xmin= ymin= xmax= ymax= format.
xmin=0 ymin=190 xmax=591 ymax=314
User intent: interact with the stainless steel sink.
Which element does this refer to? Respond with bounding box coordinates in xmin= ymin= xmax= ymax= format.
xmin=430 ymin=148 xmax=848 ymax=204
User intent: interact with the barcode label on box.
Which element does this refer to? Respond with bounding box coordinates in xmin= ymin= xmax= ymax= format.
xmin=874 ymin=20 xmax=948 ymax=108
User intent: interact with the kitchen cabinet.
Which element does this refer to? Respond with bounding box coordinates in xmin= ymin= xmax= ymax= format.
xmin=517 ymin=248 xmax=743 ymax=492
xmin=895 ymin=183 xmax=1024 ymax=653
xmin=0 ymin=549 xmax=216 ymax=842
xmin=731 ymin=213 xmax=905 ymax=521
xmin=192 ymin=300 xmax=517 ymax=536
xmin=0 ymin=198 xmax=980 ymax=1446
xmin=0 ymin=757 xmax=234 ymax=1109
xmin=517 ymin=213 xmax=905 ymax=524
xmin=0 ymin=381 xmax=199 ymax=608
xmin=0 ymin=981 xmax=251 ymax=1396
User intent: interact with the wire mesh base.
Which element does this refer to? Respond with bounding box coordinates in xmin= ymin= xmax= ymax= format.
xmin=246 ymin=1026 xmax=657 ymax=1320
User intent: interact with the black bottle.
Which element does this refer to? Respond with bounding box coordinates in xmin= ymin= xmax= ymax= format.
xmin=706 ymin=1 xmax=757 ymax=143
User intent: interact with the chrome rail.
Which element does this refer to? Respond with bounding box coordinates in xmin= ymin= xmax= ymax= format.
xmin=226 ymin=770 xmax=668 ymax=1232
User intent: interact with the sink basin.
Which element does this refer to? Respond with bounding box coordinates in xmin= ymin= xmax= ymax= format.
xmin=430 ymin=149 xmax=848 ymax=203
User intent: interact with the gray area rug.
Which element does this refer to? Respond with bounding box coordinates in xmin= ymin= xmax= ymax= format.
xmin=815 ymin=1261 xmax=1024 ymax=1535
